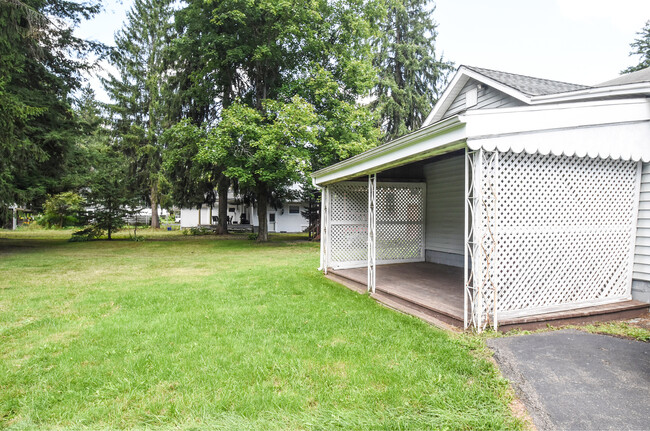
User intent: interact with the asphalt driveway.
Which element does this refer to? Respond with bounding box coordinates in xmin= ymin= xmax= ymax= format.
xmin=488 ymin=330 xmax=650 ymax=431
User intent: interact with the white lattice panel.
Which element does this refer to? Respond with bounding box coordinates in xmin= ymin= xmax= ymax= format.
xmin=328 ymin=181 xmax=425 ymax=269
xmin=493 ymin=151 xmax=638 ymax=316
xmin=329 ymin=182 xmax=368 ymax=267
xmin=376 ymin=185 xmax=425 ymax=261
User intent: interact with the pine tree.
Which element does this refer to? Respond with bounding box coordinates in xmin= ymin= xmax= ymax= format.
xmin=623 ymin=20 xmax=650 ymax=74
xmin=371 ymin=0 xmax=453 ymax=141
xmin=103 ymin=0 xmax=174 ymax=228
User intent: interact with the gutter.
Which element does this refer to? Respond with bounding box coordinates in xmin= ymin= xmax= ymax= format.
xmin=311 ymin=115 xmax=464 ymax=186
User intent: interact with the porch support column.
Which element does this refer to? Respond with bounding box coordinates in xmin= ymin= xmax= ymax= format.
xmin=464 ymin=149 xmax=471 ymax=329
xmin=321 ymin=186 xmax=330 ymax=274
xmin=367 ymin=174 xmax=377 ymax=293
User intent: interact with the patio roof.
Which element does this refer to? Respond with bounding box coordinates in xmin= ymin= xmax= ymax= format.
xmin=312 ymin=97 xmax=650 ymax=186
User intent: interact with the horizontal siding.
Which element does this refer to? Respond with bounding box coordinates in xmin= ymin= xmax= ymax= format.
xmin=424 ymin=154 xmax=464 ymax=255
xmin=635 ymin=162 xmax=650 ymax=282
xmin=442 ymin=78 xmax=524 ymax=119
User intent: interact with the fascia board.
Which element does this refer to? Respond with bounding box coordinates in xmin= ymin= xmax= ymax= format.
xmin=312 ymin=116 xmax=466 ymax=186
xmin=462 ymin=98 xmax=650 ymax=138
xmin=422 ymin=69 xmax=468 ymax=126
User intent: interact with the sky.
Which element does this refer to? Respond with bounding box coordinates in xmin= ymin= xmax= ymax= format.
xmin=76 ymin=0 xmax=650 ymax=101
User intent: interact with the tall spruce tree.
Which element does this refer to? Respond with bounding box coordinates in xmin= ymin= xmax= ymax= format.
xmin=623 ymin=20 xmax=650 ymax=74
xmin=371 ymin=0 xmax=453 ymax=141
xmin=103 ymin=0 xmax=174 ymax=228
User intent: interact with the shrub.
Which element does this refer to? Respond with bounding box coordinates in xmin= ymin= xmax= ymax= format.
xmin=41 ymin=192 xmax=85 ymax=228
xmin=69 ymin=226 xmax=104 ymax=242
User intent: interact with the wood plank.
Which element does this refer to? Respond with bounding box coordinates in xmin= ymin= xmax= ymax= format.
xmin=327 ymin=262 xmax=650 ymax=332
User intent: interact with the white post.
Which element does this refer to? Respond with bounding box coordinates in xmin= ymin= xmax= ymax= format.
xmin=475 ymin=149 xmax=484 ymax=331
xmin=493 ymin=151 xmax=499 ymax=331
xmin=320 ymin=186 xmax=331 ymax=275
xmin=12 ymin=207 xmax=17 ymax=230
xmin=367 ymin=174 xmax=377 ymax=293
xmin=464 ymin=149 xmax=470 ymax=330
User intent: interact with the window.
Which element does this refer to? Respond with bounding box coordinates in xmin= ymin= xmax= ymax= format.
xmin=228 ymin=207 xmax=235 ymax=213
xmin=289 ymin=205 xmax=300 ymax=214
xmin=269 ymin=213 xmax=276 ymax=222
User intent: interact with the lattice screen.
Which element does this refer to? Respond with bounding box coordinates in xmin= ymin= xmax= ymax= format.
xmin=468 ymin=150 xmax=639 ymax=325
xmin=328 ymin=181 xmax=425 ymax=269
xmin=496 ymin=152 xmax=638 ymax=315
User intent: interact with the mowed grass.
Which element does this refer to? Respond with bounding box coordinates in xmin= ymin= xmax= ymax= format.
xmin=0 ymin=230 xmax=520 ymax=430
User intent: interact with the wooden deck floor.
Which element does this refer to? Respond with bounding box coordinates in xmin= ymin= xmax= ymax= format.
xmin=329 ymin=262 xmax=465 ymax=326
xmin=328 ymin=262 xmax=649 ymax=331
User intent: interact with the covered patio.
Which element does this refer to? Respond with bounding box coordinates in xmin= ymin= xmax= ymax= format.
xmin=314 ymin=143 xmax=648 ymax=332
xmin=312 ymin=65 xmax=650 ymax=332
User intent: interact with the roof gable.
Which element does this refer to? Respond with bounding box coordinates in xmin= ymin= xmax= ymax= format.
xmin=441 ymin=77 xmax=524 ymax=120
xmin=424 ymin=65 xmax=590 ymax=126
xmin=464 ymin=66 xmax=590 ymax=96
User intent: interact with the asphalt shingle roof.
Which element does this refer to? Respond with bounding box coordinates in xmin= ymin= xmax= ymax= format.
xmin=464 ymin=65 xmax=591 ymax=96
xmin=595 ymin=66 xmax=650 ymax=87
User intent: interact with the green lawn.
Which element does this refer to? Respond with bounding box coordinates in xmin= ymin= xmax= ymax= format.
xmin=0 ymin=229 xmax=520 ymax=430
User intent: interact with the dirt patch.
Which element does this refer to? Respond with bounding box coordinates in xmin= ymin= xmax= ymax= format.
xmin=627 ymin=313 xmax=650 ymax=330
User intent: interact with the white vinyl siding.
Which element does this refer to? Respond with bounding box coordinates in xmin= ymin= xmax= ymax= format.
xmin=423 ymin=154 xmax=464 ymax=255
xmin=634 ymin=162 xmax=650 ymax=281
xmin=443 ymin=78 xmax=524 ymax=119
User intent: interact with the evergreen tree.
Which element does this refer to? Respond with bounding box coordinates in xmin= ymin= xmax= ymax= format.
xmin=103 ymin=0 xmax=175 ymax=229
xmin=623 ymin=20 xmax=650 ymax=74
xmin=79 ymin=146 xmax=139 ymax=240
xmin=371 ymin=0 xmax=453 ymax=141
xmin=0 ymin=0 xmax=103 ymax=207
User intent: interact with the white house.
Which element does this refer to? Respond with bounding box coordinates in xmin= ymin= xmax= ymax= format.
xmin=180 ymin=190 xmax=309 ymax=233
xmin=312 ymin=65 xmax=650 ymax=332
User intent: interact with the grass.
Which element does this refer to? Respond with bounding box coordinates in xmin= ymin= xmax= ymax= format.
xmin=0 ymin=229 xmax=521 ymax=430
xmin=497 ymin=321 xmax=650 ymax=343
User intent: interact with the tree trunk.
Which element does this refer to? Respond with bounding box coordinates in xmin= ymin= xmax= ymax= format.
xmin=150 ymin=183 xmax=160 ymax=229
xmin=217 ymin=175 xmax=229 ymax=235
xmin=209 ymin=206 xmax=213 ymax=225
xmin=256 ymin=186 xmax=268 ymax=242
xmin=198 ymin=206 xmax=201 ymax=226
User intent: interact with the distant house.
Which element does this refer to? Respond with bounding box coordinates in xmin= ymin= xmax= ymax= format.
xmin=312 ymin=65 xmax=650 ymax=332
xmin=180 ymin=189 xmax=309 ymax=233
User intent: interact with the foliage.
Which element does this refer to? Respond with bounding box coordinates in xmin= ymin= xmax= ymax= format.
xmin=0 ymin=232 xmax=521 ymax=429
xmin=103 ymin=0 xmax=175 ymax=228
xmin=623 ymin=20 xmax=650 ymax=74
xmin=247 ymin=232 xmax=258 ymax=241
xmin=79 ymin=147 xmax=139 ymax=240
xmin=177 ymin=0 xmax=384 ymax=241
xmin=69 ymin=225 xmax=103 ymax=242
xmin=0 ymin=0 xmax=104 ymax=207
xmin=40 ymin=191 xmax=85 ymax=228
xmin=200 ymin=97 xmax=318 ymax=241
xmin=371 ymin=0 xmax=454 ymax=141
xmin=161 ymin=120 xmax=219 ymax=211
xmin=182 ymin=226 xmax=213 ymax=236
